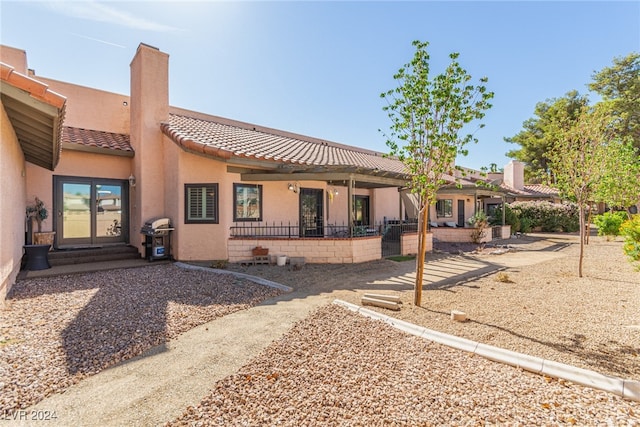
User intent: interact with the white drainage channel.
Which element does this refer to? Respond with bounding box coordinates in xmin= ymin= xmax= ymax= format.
xmin=333 ymin=299 xmax=640 ymax=402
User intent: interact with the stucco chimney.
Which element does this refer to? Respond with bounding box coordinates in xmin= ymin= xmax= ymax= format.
xmin=504 ymin=160 xmax=525 ymax=190
xmin=130 ymin=43 xmax=169 ymax=250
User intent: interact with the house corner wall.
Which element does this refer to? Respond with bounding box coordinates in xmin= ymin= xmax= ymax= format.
xmin=130 ymin=44 xmax=169 ymax=255
xmin=0 ymin=103 xmax=27 ymax=302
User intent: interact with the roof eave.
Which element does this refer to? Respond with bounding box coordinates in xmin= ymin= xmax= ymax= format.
xmin=0 ymin=63 xmax=66 ymax=171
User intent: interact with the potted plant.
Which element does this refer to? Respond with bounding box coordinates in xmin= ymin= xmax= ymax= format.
xmin=26 ymin=197 xmax=55 ymax=249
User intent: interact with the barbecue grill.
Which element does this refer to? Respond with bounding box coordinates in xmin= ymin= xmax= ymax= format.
xmin=140 ymin=217 xmax=174 ymax=261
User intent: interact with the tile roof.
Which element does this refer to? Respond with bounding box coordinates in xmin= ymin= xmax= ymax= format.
xmin=523 ymin=184 xmax=560 ymax=196
xmin=62 ymin=126 xmax=133 ymax=153
xmin=502 ymin=183 xmax=559 ymax=197
xmin=0 ymin=62 xmax=65 ymax=109
xmin=1 ymin=62 xmax=66 ymax=170
xmin=161 ymin=112 xmax=407 ymax=175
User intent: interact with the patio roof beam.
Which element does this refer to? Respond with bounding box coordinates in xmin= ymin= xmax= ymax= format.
xmin=438 ymin=186 xmax=504 ymax=198
xmin=237 ymin=171 xmax=407 ymax=188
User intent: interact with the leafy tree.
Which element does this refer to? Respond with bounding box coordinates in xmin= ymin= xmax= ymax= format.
xmin=381 ymin=40 xmax=494 ymax=306
xmin=589 ymin=52 xmax=640 ymax=151
xmin=506 ymin=53 xmax=639 ymax=184
xmin=547 ymin=103 xmax=615 ymax=277
xmin=590 ymin=54 xmax=640 ymax=216
xmin=505 ymin=91 xmax=589 ymax=183
xmin=480 ymin=163 xmax=500 ymax=173
xmin=594 ymin=128 xmax=640 ymax=214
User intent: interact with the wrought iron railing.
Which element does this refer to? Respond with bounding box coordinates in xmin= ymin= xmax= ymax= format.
xmin=230 ymin=220 xmax=419 ymax=239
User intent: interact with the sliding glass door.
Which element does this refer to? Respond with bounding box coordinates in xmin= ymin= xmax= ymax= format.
xmin=54 ymin=176 xmax=129 ymax=247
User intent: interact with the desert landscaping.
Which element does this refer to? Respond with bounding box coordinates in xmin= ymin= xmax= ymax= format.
xmin=1 ymin=232 xmax=638 ymax=425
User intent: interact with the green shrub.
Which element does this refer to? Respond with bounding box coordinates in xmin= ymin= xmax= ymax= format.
xmin=489 ymin=204 xmax=520 ymax=232
xmin=210 ymin=259 xmax=228 ymax=269
xmin=593 ymin=211 xmax=628 ymax=238
xmin=510 ymin=201 xmax=579 ymax=232
xmin=620 ymin=215 xmax=640 ymax=267
xmin=519 ymin=217 xmax=533 ymax=233
xmin=490 ymin=201 xmax=579 ymax=233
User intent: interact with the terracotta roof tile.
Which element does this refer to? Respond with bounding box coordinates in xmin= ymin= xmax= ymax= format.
xmin=62 ymin=126 xmax=133 ymax=153
xmin=1 ymin=62 xmax=66 ymax=170
xmin=161 ymin=113 xmax=406 ymax=174
xmin=523 ymin=184 xmax=560 ymax=196
xmin=1 ymin=62 xmax=66 ymax=109
xmin=501 ymin=183 xmax=559 ymax=197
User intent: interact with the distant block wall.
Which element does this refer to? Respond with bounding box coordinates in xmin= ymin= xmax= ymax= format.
xmin=497 ymin=225 xmax=511 ymax=239
xmin=400 ymin=232 xmax=433 ymax=255
xmin=432 ymin=227 xmax=492 ymax=243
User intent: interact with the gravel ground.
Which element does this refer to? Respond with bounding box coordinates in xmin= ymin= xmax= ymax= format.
xmin=1 ymin=232 xmax=639 ymax=424
xmin=169 ymin=304 xmax=639 ymax=426
xmin=0 ymin=264 xmax=283 ymax=412
xmin=224 ymin=233 xmax=640 ymax=382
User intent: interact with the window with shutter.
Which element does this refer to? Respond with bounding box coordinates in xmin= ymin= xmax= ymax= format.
xmin=185 ymin=184 xmax=218 ymax=223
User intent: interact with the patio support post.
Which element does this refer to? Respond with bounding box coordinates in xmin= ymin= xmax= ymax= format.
xmin=348 ymin=177 xmax=354 ymax=237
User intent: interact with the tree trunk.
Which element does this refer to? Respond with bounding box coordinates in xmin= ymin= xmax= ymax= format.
xmin=414 ymin=205 xmax=428 ymax=306
xmin=579 ymin=206 xmax=585 ymax=278
xmin=585 ymin=208 xmax=591 ymax=245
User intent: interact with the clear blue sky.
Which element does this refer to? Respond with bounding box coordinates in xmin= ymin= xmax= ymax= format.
xmin=2 ymin=1 xmax=638 ymax=170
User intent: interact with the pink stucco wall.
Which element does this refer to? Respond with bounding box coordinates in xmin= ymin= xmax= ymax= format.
xmin=325 ymin=185 xmax=347 ymax=224
xmin=169 ymin=150 xmax=235 ymax=261
xmin=25 ymin=150 xmax=133 ymax=236
xmin=374 ymin=187 xmax=402 ymax=222
xmin=0 ymin=45 xmax=27 ymax=73
xmin=54 ymin=150 xmax=132 ymax=179
xmin=429 ymin=194 xmax=476 ymax=226
xmin=130 ymin=44 xmax=169 ymax=257
xmin=36 ymin=77 xmax=130 ymax=134
xmin=0 ymin=104 xmax=28 ymax=301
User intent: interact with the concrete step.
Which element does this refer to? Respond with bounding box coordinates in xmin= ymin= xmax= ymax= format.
xmin=48 ymin=246 xmax=140 ymax=267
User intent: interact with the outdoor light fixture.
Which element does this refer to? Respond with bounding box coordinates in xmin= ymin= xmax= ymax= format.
xmin=288 ymin=182 xmax=299 ymax=193
xmin=129 ymin=174 xmax=136 ymax=187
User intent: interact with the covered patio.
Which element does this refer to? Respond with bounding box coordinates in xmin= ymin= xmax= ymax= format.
xmin=226 ymin=165 xmax=421 ymax=263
